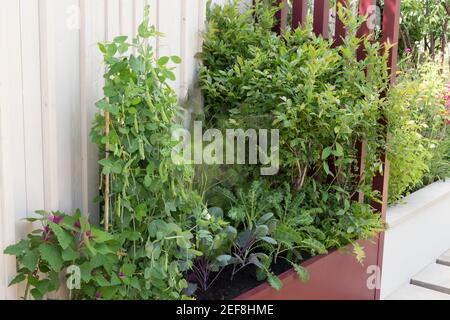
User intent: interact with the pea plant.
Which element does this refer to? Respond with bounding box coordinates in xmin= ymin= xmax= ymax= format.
xmin=89 ymin=5 xmax=206 ymax=299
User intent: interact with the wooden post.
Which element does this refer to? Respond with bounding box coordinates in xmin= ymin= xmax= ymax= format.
xmin=382 ymin=0 xmax=401 ymax=87
xmin=334 ymin=0 xmax=349 ymax=47
xmin=357 ymin=0 xmax=377 ymax=60
xmin=292 ymin=0 xmax=308 ymax=29
xmin=313 ymin=0 xmax=330 ymax=38
xmin=373 ymin=0 xmax=401 ymax=300
xmin=351 ymin=0 xmax=377 ymax=204
xmin=272 ymin=0 xmax=288 ymax=34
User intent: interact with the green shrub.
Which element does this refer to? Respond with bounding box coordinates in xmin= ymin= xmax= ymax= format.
xmin=387 ymin=61 xmax=450 ymax=203
xmin=200 ymin=0 xmax=387 ymax=257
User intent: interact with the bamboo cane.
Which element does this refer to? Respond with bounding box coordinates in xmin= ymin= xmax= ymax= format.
xmin=104 ymin=110 xmax=110 ymax=231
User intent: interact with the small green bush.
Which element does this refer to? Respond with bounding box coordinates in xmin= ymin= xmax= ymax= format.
xmin=387 ymin=61 xmax=450 ymax=203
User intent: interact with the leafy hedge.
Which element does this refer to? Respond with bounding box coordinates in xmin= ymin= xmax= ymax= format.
xmin=387 ymin=61 xmax=450 ymax=203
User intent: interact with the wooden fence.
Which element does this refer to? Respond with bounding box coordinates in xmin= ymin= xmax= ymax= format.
xmin=271 ymin=0 xmax=400 ymax=299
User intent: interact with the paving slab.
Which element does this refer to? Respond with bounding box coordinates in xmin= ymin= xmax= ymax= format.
xmin=411 ymin=263 xmax=450 ymax=295
xmin=385 ymin=283 xmax=450 ymax=300
xmin=437 ymin=249 xmax=450 ymax=267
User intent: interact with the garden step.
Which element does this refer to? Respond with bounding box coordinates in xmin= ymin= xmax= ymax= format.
xmin=411 ymin=263 xmax=450 ymax=295
xmin=386 ymin=284 xmax=450 ymax=300
xmin=437 ymin=250 xmax=450 ymax=267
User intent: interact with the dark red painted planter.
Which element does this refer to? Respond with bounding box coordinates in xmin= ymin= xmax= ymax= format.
xmin=235 ymin=239 xmax=380 ymax=300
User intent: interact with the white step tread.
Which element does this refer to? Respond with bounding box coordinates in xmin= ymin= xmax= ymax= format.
xmin=386 ymin=284 xmax=450 ymax=300
xmin=437 ymin=250 xmax=450 ymax=267
xmin=411 ymin=263 xmax=450 ymax=295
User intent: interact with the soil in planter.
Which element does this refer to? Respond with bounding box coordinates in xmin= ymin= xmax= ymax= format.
xmin=196 ymin=255 xmax=311 ymax=300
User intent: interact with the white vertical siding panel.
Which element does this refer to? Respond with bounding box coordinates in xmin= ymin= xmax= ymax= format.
xmin=9 ymin=0 xmax=28 ymax=239
xmin=80 ymin=0 xmax=106 ymax=221
xmin=106 ymin=0 xmax=121 ymax=41
xmin=51 ymin=0 xmax=82 ymax=213
xmin=20 ymin=0 xmax=45 ymax=218
xmin=198 ymin=0 xmax=207 ymax=58
xmin=147 ymin=0 xmax=159 ymax=58
xmin=145 ymin=0 xmax=161 ymax=58
xmin=134 ymin=0 xmax=148 ymax=54
xmin=158 ymin=0 xmax=182 ymax=94
xmin=39 ymin=0 xmax=60 ymax=212
xmin=134 ymin=0 xmax=147 ymax=30
xmin=179 ymin=0 xmax=188 ymax=100
xmin=0 ymin=0 xmax=21 ymax=300
xmin=120 ymin=0 xmax=134 ymax=41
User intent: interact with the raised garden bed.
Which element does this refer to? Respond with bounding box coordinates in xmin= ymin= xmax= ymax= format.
xmin=235 ymin=240 xmax=379 ymax=300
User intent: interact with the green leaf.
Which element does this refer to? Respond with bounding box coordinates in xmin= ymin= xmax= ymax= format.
xmin=4 ymin=240 xmax=29 ymax=257
xmin=216 ymin=255 xmax=233 ymax=266
xmin=114 ymin=35 xmax=128 ymax=43
xmin=260 ymin=236 xmax=277 ymax=245
xmin=90 ymin=228 xmax=114 ymax=243
xmin=301 ymin=239 xmax=327 ymax=255
xmin=257 ymin=212 xmax=274 ymax=225
xmin=334 ymin=142 xmax=344 ymax=157
xmin=157 ymin=56 xmax=170 ymax=66
xmin=94 ymin=274 xmax=110 ymax=287
xmin=292 ymin=263 xmax=309 ymax=282
xmin=62 ymin=247 xmax=80 ymax=261
xmin=8 ymin=273 xmax=26 ymax=287
xmin=323 ymin=161 xmax=333 ymax=176
xmin=164 ymin=202 xmax=176 ymax=215
xmin=118 ymin=43 xmax=129 ymax=54
xmin=98 ymin=42 xmax=107 ymax=54
xmin=34 ymin=279 xmax=51 ymax=295
xmin=122 ymin=263 xmax=136 ymax=277
xmin=267 ymin=273 xmax=283 ymax=291
xmin=130 ymin=56 xmax=144 ymax=73
xmin=100 ymin=286 xmax=119 ymax=299
xmin=322 ymin=147 xmax=332 ymax=160
xmin=135 ymin=203 xmax=147 ymax=222
xmin=255 ymin=225 xmax=269 ymax=237
xmin=353 ymin=243 xmax=366 ymax=264
xmin=164 ymin=70 xmax=176 ymax=81
xmin=171 ymin=56 xmax=182 ymax=64
xmin=79 ymin=262 xmax=93 ymax=282
xmin=49 ymin=222 xmax=72 ymax=249
xmin=30 ymin=288 xmax=44 ymax=300
xmin=176 ymin=231 xmax=192 ymax=249
xmin=107 ymin=43 xmax=117 ymax=56
xmin=22 ymin=250 xmax=39 ymax=271
xmin=138 ymin=20 xmax=151 ymax=38
xmin=39 ymin=244 xmax=63 ymax=271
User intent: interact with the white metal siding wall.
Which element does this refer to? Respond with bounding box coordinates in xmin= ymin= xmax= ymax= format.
xmin=0 ymin=0 xmax=206 ymax=299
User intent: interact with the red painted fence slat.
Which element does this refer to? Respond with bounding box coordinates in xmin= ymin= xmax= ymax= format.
xmin=273 ymin=0 xmax=288 ymax=34
xmin=382 ymin=0 xmax=402 ymax=85
xmin=313 ymin=0 xmax=330 ymax=38
xmin=334 ymin=0 xmax=349 ymax=47
xmin=357 ymin=0 xmax=377 ymax=60
xmin=292 ymin=0 xmax=308 ymax=29
xmin=372 ymin=0 xmax=401 ymax=300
